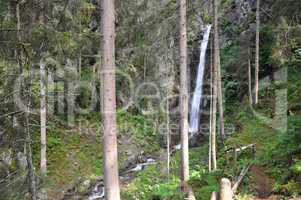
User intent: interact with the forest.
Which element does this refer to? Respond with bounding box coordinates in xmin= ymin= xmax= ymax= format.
xmin=0 ymin=0 xmax=300 ymax=200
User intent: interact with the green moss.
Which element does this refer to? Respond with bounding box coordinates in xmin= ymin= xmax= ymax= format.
xmin=117 ymin=110 xmax=160 ymax=154
xmin=291 ymin=160 xmax=301 ymax=175
xmin=30 ymin=117 xmax=103 ymax=198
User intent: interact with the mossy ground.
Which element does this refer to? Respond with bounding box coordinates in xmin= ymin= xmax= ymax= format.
xmin=30 ymin=111 xmax=160 ymax=199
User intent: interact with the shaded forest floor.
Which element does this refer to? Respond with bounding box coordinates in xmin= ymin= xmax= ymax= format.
xmin=42 ymin=68 xmax=301 ymax=200
xmin=6 ymin=67 xmax=298 ymax=200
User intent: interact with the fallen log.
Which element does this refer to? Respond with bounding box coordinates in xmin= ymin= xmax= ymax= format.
xmin=232 ymin=163 xmax=252 ymax=194
xmin=226 ymin=144 xmax=256 ymax=154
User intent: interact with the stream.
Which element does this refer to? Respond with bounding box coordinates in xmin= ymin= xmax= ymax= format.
xmin=61 ymin=156 xmax=157 ymax=200
xmin=88 ymin=157 xmax=156 ymax=200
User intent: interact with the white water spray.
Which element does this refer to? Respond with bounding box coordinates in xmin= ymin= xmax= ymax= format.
xmin=189 ymin=25 xmax=212 ymax=134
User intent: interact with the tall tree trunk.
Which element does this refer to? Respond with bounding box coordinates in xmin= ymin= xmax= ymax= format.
xmin=16 ymin=1 xmax=23 ymax=76
xmin=26 ymin=65 xmax=37 ymax=200
xmin=26 ymin=135 xmax=37 ymax=200
xmin=48 ymin=68 xmax=55 ymax=115
xmin=78 ymin=21 xmax=82 ymax=79
xmin=213 ymin=0 xmax=225 ymax=143
xmin=209 ymin=38 xmax=213 ymax=172
xmin=100 ymin=0 xmax=121 ymax=200
xmin=166 ymin=97 xmax=170 ymax=179
xmin=255 ymin=0 xmax=260 ymax=104
xmin=217 ymin=55 xmax=225 ymax=143
xmin=54 ymin=70 xmax=59 ymax=115
xmin=211 ymin=0 xmax=219 ymax=171
xmin=15 ymin=0 xmax=23 ymax=139
xmin=40 ymin=0 xmax=48 ymax=177
xmin=26 ymin=127 xmax=37 ymax=200
xmin=40 ymin=61 xmax=47 ymax=176
xmin=91 ymin=63 xmax=97 ymax=111
xmin=16 ymin=3 xmax=37 ymax=199
xmin=67 ymin=79 xmax=75 ymax=126
xmin=179 ymin=0 xmax=189 ymax=191
xmin=248 ymin=58 xmax=253 ymax=106
xmin=78 ymin=50 xmax=82 ymax=79
xmin=64 ymin=61 xmax=76 ymax=127
xmin=211 ymin=87 xmax=217 ymax=171
xmin=64 ymin=68 xmax=68 ymax=121
xmin=220 ymin=178 xmax=233 ymax=200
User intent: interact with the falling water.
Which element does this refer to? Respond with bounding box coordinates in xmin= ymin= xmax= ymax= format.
xmin=189 ymin=25 xmax=212 ymax=134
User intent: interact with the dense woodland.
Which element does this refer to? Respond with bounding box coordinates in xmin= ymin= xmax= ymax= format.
xmin=0 ymin=0 xmax=300 ymax=200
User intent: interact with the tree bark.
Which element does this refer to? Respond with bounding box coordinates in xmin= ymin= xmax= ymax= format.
xmin=40 ymin=0 xmax=48 ymax=177
xmin=187 ymin=186 xmax=197 ymax=200
xmin=179 ymin=0 xmax=190 ymax=192
xmin=166 ymin=97 xmax=170 ymax=179
xmin=213 ymin=0 xmax=225 ymax=143
xmin=100 ymin=0 xmax=121 ymax=200
xmin=210 ymin=191 xmax=218 ymax=200
xmin=67 ymin=79 xmax=75 ymax=126
xmin=91 ymin=63 xmax=98 ymax=111
xmin=48 ymin=68 xmax=55 ymax=115
xmin=26 ymin=137 xmax=37 ymax=200
xmin=211 ymin=0 xmax=219 ymax=171
xmin=16 ymin=3 xmax=37 ymax=199
xmin=16 ymin=1 xmax=23 ymax=76
xmin=26 ymin=65 xmax=37 ymax=200
xmin=64 ymin=68 xmax=68 ymax=121
xmin=78 ymin=20 xmax=82 ymax=79
xmin=217 ymin=55 xmax=225 ymax=143
xmin=14 ymin=0 xmax=23 ymax=146
xmin=40 ymin=61 xmax=47 ymax=176
xmin=209 ymin=38 xmax=213 ymax=172
xmin=220 ymin=178 xmax=233 ymax=200
xmin=248 ymin=58 xmax=253 ymax=106
xmin=255 ymin=0 xmax=260 ymax=104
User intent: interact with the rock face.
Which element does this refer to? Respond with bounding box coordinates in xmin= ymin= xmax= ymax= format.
xmin=88 ymin=182 xmax=105 ymax=200
xmin=37 ymin=189 xmax=48 ymax=200
xmin=233 ymin=0 xmax=254 ymax=24
xmin=17 ymin=152 xmax=27 ymax=170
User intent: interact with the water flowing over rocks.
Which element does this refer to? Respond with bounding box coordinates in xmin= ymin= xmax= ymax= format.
xmin=62 ymin=156 xmax=157 ymax=200
xmin=189 ymin=25 xmax=212 ymax=134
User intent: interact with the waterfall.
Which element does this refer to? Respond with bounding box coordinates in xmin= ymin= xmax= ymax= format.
xmin=189 ymin=25 xmax=212 ymax=134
